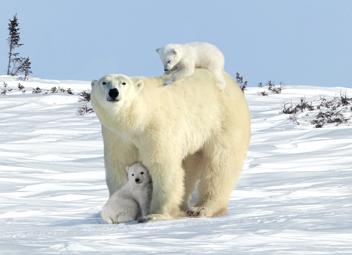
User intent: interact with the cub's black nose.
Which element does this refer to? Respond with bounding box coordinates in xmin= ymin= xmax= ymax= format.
xmin=135 ymin=178 xmax=140 ymax=183
xmin=109 ymin=88 xmax=119 ymax=99
xmin=164 ymin=68 xmax=168 ymax=72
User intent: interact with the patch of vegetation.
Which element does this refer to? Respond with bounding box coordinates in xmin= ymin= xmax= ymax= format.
xmin=235 ymin=72 xmax=248 ymax=92
xmin=283 ymin=94 xmax=352 ymax=128
xmin=50 ymin=86 xmax=73 ymax=95
xmin=258 ymin=81 xmax=283 ymax=96
xmin=17 ymin=83 xmax=24 ymax=90
xmin=311 ymin=110 xmax=348 ymax=128
xmin=77 ymin=91 xmax=94 ymax=115
xmin=32 ymin=87 xmax=42 ymax=94
xmin=79 ymin=91 xmax=91 ymax=102
xmin=283 ymin=98 xmax=314 ymax=114
xmin=78 ymin=104 xmax=94 ymax=115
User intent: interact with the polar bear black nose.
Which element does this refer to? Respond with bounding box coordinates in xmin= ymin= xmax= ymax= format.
xmin=109 ymin=88 xmax=119 ymax=99
xmin=135 ymin=178 xmax=140 ymax=183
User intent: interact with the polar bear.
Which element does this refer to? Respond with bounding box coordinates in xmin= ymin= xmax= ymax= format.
xmin=91 ymin=69 xmax=250 ymax=221
xmin=101 ymin=162 xmax=152 ymax=224
xmin=156 ymin=42 xmax=226 ymax=89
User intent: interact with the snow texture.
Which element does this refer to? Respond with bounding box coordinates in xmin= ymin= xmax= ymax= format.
xmin=0 ymin=76 xmax=351 ymax=254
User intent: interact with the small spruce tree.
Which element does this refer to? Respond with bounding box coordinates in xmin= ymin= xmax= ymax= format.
xmin=20 ymin=57 xmax=32 ymax=80
xmin=6 ymin=14 xmax=32 ymax=79
xmin=7 ymin=15 xmax=23 ymax=75
xmin=235 ymin=72 xmax=248 ymax=92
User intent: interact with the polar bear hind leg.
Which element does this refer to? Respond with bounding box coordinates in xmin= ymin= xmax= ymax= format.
xmin=212 ymin=69 xmax=226 ymax=90
xmin=187 ymin=136 xmax=243 ymax=217
xmin=181 ymin=151 xmax=203 ymax=211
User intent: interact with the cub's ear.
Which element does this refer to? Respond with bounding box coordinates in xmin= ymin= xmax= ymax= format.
xmin=156 ymin=48 xmax=161 ymax=54
xmin=125 ymin=166 xmax=130 ymax=173
xmin=91 ymin=80 xmax=98 ymax=87
xmin=171 ymin=48 xmax=177 ymax=55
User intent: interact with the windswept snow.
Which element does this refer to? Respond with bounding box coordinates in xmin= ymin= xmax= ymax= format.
xmin=0 ymin=76 xmax=351 ymax=254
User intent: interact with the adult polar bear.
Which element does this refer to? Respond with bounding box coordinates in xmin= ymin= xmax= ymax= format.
xmin=91 ymin=69 xmax=250 ymax=221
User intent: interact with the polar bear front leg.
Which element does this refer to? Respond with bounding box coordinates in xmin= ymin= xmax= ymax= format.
xmin=102 ymin=126 xmax=138 ymax=195
xmin=142 ymin=157 xmax=185 ymax=221
xmin=170 ymin=61 xmax=195 ymax=82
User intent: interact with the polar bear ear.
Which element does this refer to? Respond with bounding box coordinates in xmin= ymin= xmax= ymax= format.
xmin=170 ymin=48 xmax=178 ymax=55
xmin=125 ymin=166 xmax=130 ymax=173
xmin=135 ymin=79 xmax=144 ymax=90
xmin=156 ymin=48 xmax=161 ymax=54
xmin=91 ymin=80 xmax=98 ymax=87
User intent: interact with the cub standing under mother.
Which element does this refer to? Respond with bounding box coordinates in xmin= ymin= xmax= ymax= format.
xmin=91 ymin=47 xmax=250 ymax=222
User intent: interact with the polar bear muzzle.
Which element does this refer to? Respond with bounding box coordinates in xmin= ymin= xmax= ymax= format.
xmin=108 ymin=88 xmax=119 ymax=101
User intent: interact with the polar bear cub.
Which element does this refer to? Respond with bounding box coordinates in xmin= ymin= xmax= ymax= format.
xmin=156 ymin=42 xmax=226 ymax=89
xmin=100 ymin=162 xmax=152 ymax=224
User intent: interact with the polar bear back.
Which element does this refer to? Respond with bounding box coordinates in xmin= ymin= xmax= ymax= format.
xmin=139 ymin=69 xmax=250 ymax=155
xmin=183 ymin=42 xmax=225 ymax=68
xmin=142 ymin=69 xmax=245 ymax=113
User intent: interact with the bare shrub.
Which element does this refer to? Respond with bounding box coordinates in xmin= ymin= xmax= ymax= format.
xmin=283 ymin=98 xmax=314 ymax=114
xmin=283 ymin=94 xmax=352 ymax=128
xmin=235 ymin=72 xmax=248 ymax=92
xmin=32 ymin=87 xmax=42 ymax=94
xmin=258 ymin=80 xmax=283 ymax=96
xmin=78 ymin=104 xmax=94 ymax=115
xmin=79 ymin=91 xmax=91 ymax=102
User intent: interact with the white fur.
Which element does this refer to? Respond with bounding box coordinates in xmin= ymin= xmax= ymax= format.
xmin=156 ymin=42 xmax=226 ymax=89
xmin=91 ymin=70 xmax=251 ymax=221
xmin=100 ymin=162 xmax=152 ymax=224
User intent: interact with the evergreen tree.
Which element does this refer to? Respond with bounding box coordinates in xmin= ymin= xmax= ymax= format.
xmin=7 ymin=14 xmax=23 ymax=75
xmin=6 ymin=15 xmax=32 ymax=79
xmin=21 ymin=57 xmax=32 ymax=80
xmin=235 ymin=72 xmax=248 ymax=92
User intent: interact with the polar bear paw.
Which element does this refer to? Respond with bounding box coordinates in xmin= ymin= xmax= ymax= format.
xmin=187 ymin=206 xmax=228 ymax=217
xmin=139 ymin=213 xmax=172 ymax=222
xmin=187 ymin=206 xmax=208 ymax=217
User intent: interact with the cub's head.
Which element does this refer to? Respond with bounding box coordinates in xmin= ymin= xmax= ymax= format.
xmin=156 ymin=44 xmax=182 ymax=74
xmin=91 ymin=74 xmax=144 ymax=110
xmin=126 ymin=162 xmax=151 ymax=186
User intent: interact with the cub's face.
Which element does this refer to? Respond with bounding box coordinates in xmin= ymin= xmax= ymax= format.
xmin=156 ymin=46 xmax=182 ymax=74
xmin=126 ymin=163 xmax=151 ymax=186
xmin=91 ymin=74 xmax=143 ymax=110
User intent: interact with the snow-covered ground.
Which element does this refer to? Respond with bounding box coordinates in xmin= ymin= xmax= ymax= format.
xmin=0 ymin=76 xmax=351 ymax=254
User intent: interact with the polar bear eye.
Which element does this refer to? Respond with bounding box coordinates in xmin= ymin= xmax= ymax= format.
xmin=167 ymin=60 xmax=171 ymax=64
xmin=121 ymin=82 xmax=126 ymax=85
xmin=132 ymin=173 xmax=134 ymax=176
xmin=141 ymin=172 xmax=144 ymax=175
xmin=102 ymin=81 xmax=107 ymax=85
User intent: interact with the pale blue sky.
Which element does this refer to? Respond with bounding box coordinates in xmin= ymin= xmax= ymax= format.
xmin=1 ymin=0 xmax=352 ymax=86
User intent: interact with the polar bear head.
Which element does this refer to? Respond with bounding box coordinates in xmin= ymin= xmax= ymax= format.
xmin=126 ymin=162 xmax=151 ymax=186
xmin=91 ymin=74 xmax=144 ymax=111
xmin=156 ymin=44 xmax=182 ymax=74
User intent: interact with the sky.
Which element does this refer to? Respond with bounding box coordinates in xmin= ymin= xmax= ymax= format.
xmin=1 ymin=0 xmax=352 ymax=87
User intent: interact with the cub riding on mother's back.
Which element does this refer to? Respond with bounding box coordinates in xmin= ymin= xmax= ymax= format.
xmin=156 ymin=42 xmax=226 ymax=89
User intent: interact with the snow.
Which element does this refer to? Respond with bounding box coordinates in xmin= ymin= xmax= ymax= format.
xmin=0 ymin=76 xmax=351 ymax=254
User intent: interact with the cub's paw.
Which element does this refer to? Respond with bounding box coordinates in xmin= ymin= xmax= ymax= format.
xmin=142 ymin=213 xmax=171 ymax=222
